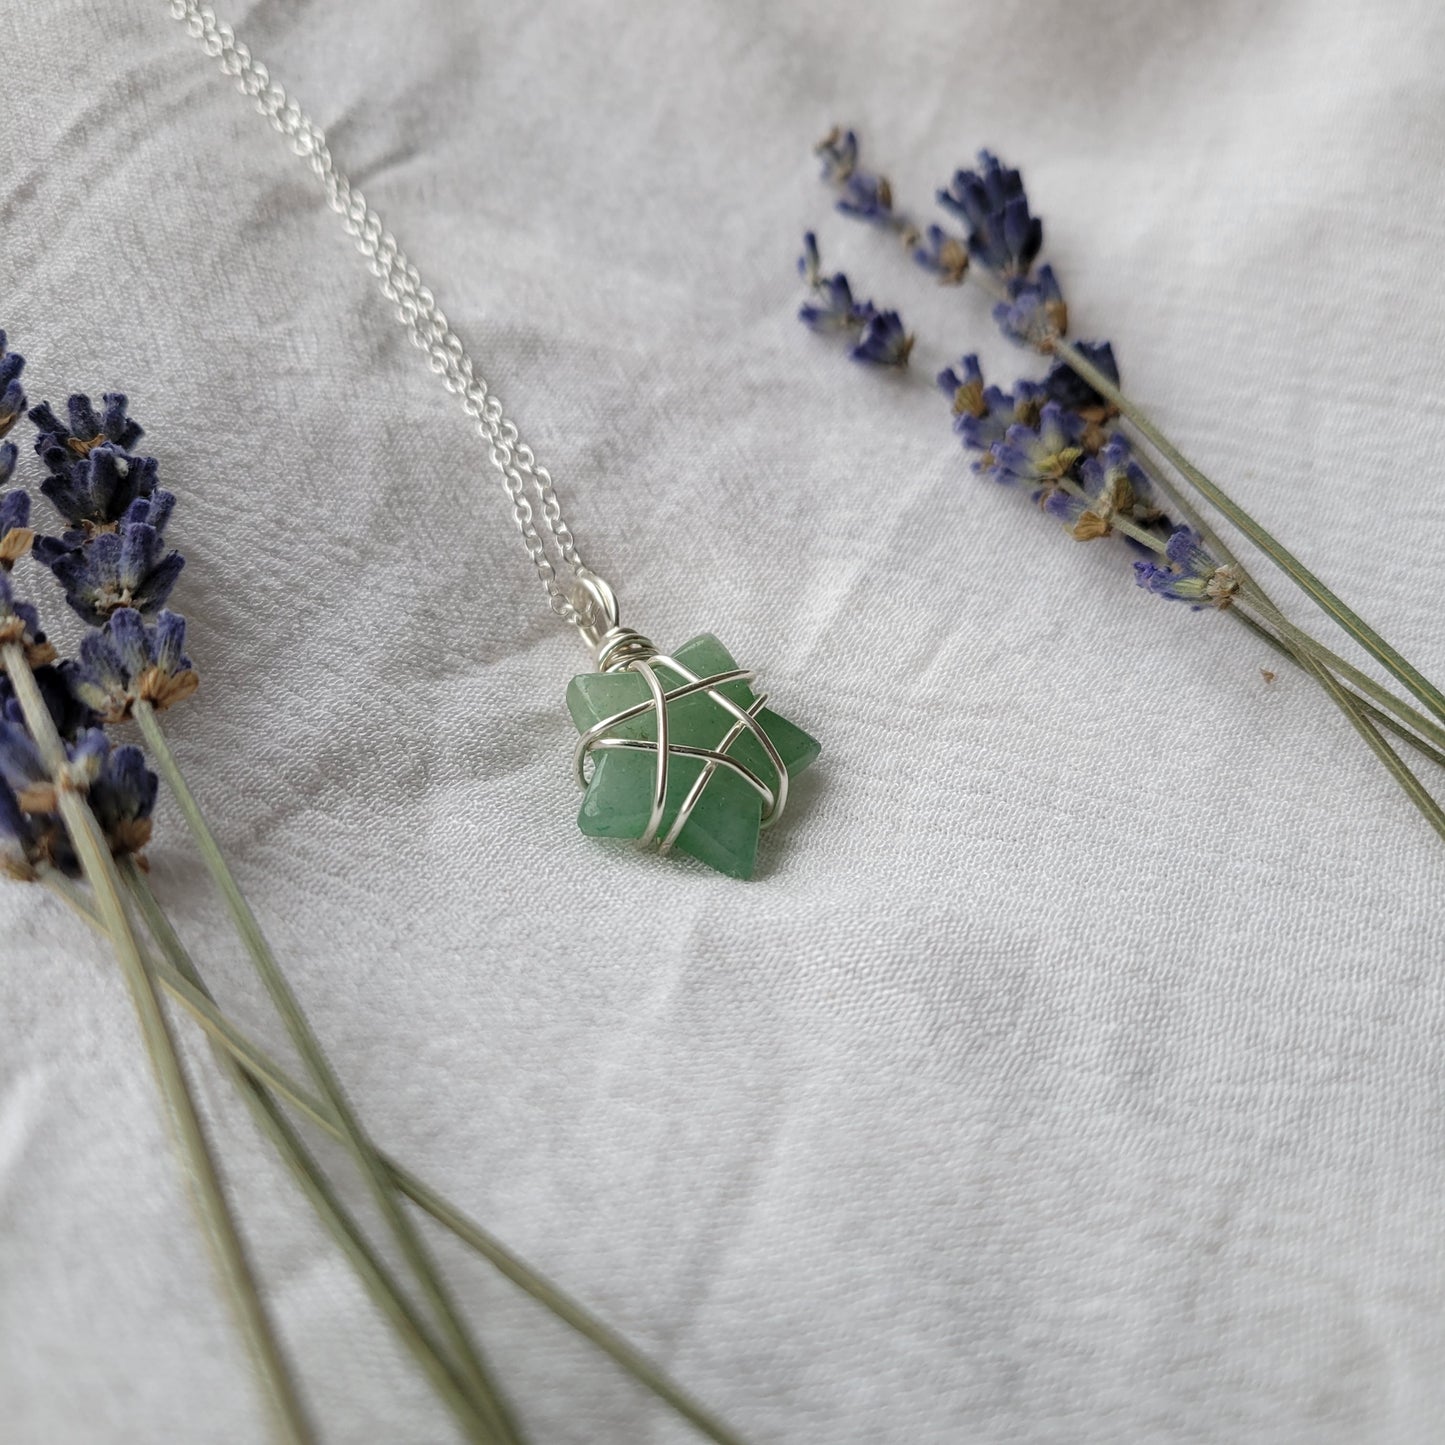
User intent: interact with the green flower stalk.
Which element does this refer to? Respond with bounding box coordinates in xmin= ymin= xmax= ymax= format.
xmin=118 ymin=857 xmax=502 ymax=1444
xmin=131 ymin=699 xmax=523 ymax=1445
xmin=2 ymin=640 xmax=314 ymax=1445
xmin=40 ymin=863 xmax=750 ymax=1445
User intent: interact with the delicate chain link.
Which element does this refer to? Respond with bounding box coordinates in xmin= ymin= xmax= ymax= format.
xmin=168 ymin=0 xmax=588 ymax=625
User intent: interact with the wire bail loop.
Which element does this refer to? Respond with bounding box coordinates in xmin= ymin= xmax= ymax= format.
xmin=573 ymin=571 xmax=657 ymax=673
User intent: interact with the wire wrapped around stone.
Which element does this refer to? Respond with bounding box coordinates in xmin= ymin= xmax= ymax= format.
xmin=572 ymin=653 xmax=791 ymax=856
xmin=569 ymin=570 xmax=791 ymax=854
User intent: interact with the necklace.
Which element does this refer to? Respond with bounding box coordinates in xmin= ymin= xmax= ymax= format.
xmin=170 ymin=3 xmax=820 ymax=880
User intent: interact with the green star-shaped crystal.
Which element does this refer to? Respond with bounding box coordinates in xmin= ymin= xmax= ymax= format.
xmin=567 ymin=633 xmax=820 ymax=879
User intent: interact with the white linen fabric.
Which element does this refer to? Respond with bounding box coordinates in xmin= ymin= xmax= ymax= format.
xmin=4 ymin=1 xmax=1445 ymax=1440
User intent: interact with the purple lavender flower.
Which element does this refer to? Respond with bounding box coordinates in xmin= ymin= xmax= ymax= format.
xmin=0 ymin=776 xmax=54 ymax=880
xmin=1044 ymin=438 xmax=1155 ymax=540
xmin=994 ymin=265 xmax=1068 ymax=348
xmin=0 ymin=665 xmax=100 ymax=743
xmin=0 ymin=713 xmax=48 ymax=815
xmin=88 ymin=742 xmax=159 ymax=857
xmin=796 ymin=231 xmax=907 ymax=364
xmin=799 ymin=272 xmax=871 ymax=333
xmin=1134 ymin=527 xmax=1241 ymax=609
xmin=849 ymin=309 xmax=913 ymax=368
xmin=0 ymin=742 xmax=81 ymax=879
xmin=0 ymin=572 xmax=57 ymax=668
xmin=1042 ymin=486 xmax=1089 ymax=533
xmin=47 ymin=522 xmax=184 ymax=626
xmin=959 ymin=386 xmax=1038 ymax=467
xmin=1081 ymin=437 xmax=1147 ymax=497
xmin=936 ymin=151 xmax=1043 ymax=279
xmin=798 ymin=231 xmax=823 ymax=287
xmin=20 ymin=358 xmax=190 ymax=648
xmin=814 ymin=127 xmax=911 ymax=238
xmin=937 ymin=355 xmax=1047 ymax=471
xmin=0 ymin=711 xmax=105 ymax=813
xmin=912 ymin=224 xmax=970 ymax=284
xmin=815 ymin=126 xmax=859 ymax=183
xmin=0 ymin=708 xmax=154 ymax=861
xmin=29 ymin=392 xmax=144 ymax=459
xmin=990 ymin=402 xmax=1084 ymax=497
xmin=70 ymin=608 xmax=198 ymax=722
xmin=36 ymin=485 xmax=183 ymax=567
xmin=32 ymin=443 xmax=159 ymax=538
xmin=0 ymin=335 xmax=25 ymax=441
xmin=1081 ymin=438 xmax=1160 ymax=520
xmin=1043 ymin=341 xmax=1119 ymax=414
xmin=121 ymin=488 xmax=175 ymax=535
xmin=937 ymin=354 xmax=987 ymax=415
xmin=0 ymin=338 xmax=175 ymax=873
xmin=836 ymin=171 xmax=895 ymax=225
xmin=0 ymin=488 xmax=33 ymax=571
xmin=798 ymin=235 xmax=874 ymax=332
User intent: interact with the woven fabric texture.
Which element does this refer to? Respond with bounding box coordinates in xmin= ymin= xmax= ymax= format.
xmin=4 ymin=1 xmax=1445 ymax=1440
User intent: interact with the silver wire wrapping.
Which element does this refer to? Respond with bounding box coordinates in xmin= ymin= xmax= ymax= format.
xmin=571 ymin=575 xmax=790 ymax=855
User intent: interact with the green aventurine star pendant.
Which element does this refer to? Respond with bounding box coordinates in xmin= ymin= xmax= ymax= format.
xmin=568 ymin=631 xmax=820 ymax=880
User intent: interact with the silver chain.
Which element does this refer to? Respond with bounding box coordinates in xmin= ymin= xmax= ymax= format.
xmin=168 ymin=0 xmax=591 ymax=627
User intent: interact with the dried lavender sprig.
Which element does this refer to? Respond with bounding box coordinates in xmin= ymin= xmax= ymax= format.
xmin=117 ymin=860 xmax=501 ymax=1444
xmin=899 ymin=145 xmax=1445 ymax=728
xmin=1042 ymin=359 xmax=1445 ymax=828
xmin=1047 ymin=360 xmax=1445 ymax=819
xmin=1120 ymin=442 xmax=1445 ymax=755
xmin=797 ymin=232 xmax=913 ymax=367
xmin=814 ymin=128 xmax=971 ymax=284
xmin=2 ymin=641 xmax=314 ymax=1445
xmin=129 ymin=699 xmax=522 ymax=1445
xmin=962 ymin=316 xmax=1445 ymax=766
xmin=803 ymin=255 xmax=1445 ymax=839
xmin=807 ymin=244 xmax=1443 ymax=766
xmin=1075 ymin=445 xmax=1445 ymax=780
xmin=1124 ymin=442 xmax=1445 ymax=832
xmin=1051 ymin=338 xmax=1445 ymax=726
xmin=990 ymin=334 xmax=1445 ymax=817
xmin=2 ymin=333 xmax=310 ymax=1438
xmin=1081 ymin=429 xmax=1445 ymax=824
xmin=42 ymin=865 xmax=751 ymax=1445
xmin=1140 ymin=436 xmax=1445 ymax=752
xmin=1001 ymin=287 xmax=1445 ymax=793
xmin=814 ymin=137 xmax=1445 ymax=780
xmin=17 ymin=363 xmax=520 ymax=1441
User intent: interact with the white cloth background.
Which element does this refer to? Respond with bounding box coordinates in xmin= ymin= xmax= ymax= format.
xmin=4 ymin=1 xmax=1445 ymax=1440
